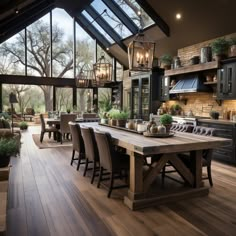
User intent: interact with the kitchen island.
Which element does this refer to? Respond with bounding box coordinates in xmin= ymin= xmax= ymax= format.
xmin=82 ymin=123 xmax=230 ymax=210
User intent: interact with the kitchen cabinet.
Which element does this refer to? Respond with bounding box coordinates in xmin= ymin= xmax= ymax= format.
xmin=130 ymin=69 xmax=164 ymax=120
xmin=217 ymin=58 xmax=236 ymax=99
xmin=197 ymin=119 xmax=236 ymax=164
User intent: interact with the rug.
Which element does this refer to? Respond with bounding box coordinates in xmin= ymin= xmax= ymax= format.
xmin=32 ymin=134 xmax=72 ymax=149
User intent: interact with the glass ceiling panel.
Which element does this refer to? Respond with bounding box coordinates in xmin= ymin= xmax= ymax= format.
xmin=82 ymin=10 xmax=115 ymax=44
xmin=113 ymin=0 xmax=154 ymax=29
xmin=91 ymin=0 xmax=132 ymax=39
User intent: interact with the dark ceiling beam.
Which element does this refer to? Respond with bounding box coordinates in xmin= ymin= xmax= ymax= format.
xmin=0 ymin=74 xmax=75 ymax=86
xmin=135 ymin=0 xmax=170 ymax=37
xmin=76 ymin=14 xmax=111 ymax=49
xmin=102 ymin=0 xmax=139 ymax=35
xmin=0 ymin=74 xmax=121 ymax=88
xmin=0 ymin=0 xmax=26 ymax=14
xmin=0 ymin=1 xmax=55 ymax=43
xmin=85 ymin=5 xmax=127 ymax=53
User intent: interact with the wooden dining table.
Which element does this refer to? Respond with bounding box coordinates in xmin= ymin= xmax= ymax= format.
xmin=82 ymin=122 xmax=230 ymax=210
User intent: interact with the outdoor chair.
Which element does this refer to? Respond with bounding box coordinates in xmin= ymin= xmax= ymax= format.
xmin=94 ymin=130 xmax=129 ymax=198
xmin=58 ymin=114 xmax=76 ymax=144
xmin=39 ymin=114 xmax=58 ymax=143
xmin=68 ymin=122 xmax=86 ymax=170
xmin=80 ymin=126 xmax=100 ymax=184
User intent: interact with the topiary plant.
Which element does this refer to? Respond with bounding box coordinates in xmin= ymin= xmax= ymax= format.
xmin=209 ymin=110 xmax=220 ymax=120
xmin=19 ymin=121 xmax=28 ymax=130
xmin=160 ymin=114 xmax=173 ymax=125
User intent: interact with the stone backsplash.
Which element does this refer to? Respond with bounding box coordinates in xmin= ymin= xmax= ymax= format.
xmin=165 ymin=94 xmax=236 ymax=119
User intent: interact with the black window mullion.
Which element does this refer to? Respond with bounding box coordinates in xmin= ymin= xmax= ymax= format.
xmin=86 ymin=6 xmax=127 ymax=52
xmin=102 ymin=0 xmax=138 ymax=35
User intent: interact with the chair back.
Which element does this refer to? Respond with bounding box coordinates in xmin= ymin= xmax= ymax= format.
xmin=60 ymin=114 xmax=76 ymax=133
xmin=81 ymin=127 xmax=99 ymax=162
xmin=94 ymin=131 xmax=114 ymax=172
xmin=69 ymin=122 xmax=85 ymax=153
xmin=192 ymin=126 xmax=216 ymax=136
xmin=40 ymin=114 xmax=46 ymax=132
xmin=82 ymin=113 xmax=97 ymax=119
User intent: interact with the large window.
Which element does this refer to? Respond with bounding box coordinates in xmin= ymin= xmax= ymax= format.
xmin=77 ymin=89 xmax=93 ymax=114
xmin=0 ymin=30 xmax=26 ymax=76
xmin=56 ymin=87 xmax=73 ymax=112
xmin=2 ymin=84 xmax=45 ymax=113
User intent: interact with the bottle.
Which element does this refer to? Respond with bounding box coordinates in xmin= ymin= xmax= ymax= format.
xmin=147 ymin=118 xmax=156 ymax=132
xmin=150 ymin=124 xmax=158 ymax=134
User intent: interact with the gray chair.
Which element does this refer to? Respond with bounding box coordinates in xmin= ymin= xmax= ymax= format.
xmin=39 ymin=114 xmax=58 ymax=143
xmin=94 ymin=131 xmax=129 ymax=198
xmin=81 ymin=127 xmax=100 ymax=184
xmin=59 ymin=114 xmax=76 ymax=144
xmin=162 ymin=125 xmax=216 ymax=187
xmin=68 ymin=122 xmax=86 ymax=170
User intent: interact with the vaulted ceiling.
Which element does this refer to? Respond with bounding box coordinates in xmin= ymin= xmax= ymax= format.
xmin=1 ymin=0 xmax=236 ymax=68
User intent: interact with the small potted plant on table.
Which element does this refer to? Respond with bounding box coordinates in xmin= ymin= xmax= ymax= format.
xmin=160 ymin=114 xmax=173 ymax=133
xmin=19 ymin=121 xmax=28 ymax=130
xmin=210 ymin=110 xmax=220 ymax=120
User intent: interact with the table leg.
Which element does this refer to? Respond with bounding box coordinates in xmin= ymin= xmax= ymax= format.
xmin=190 ymin=150 xmax=203 ymax=188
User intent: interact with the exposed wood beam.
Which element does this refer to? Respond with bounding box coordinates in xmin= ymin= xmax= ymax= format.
xmin=0 ymin=0 xmax=55 ymax=43
xmin=135 ymin=0 xmax=170 ymax=37
xmin=86 ymin=5 xmax=127 ymax=53
xmin=102 ymin=0 xmax=139 ymax=35
xmin=0 ymin=74 xmax=121 ymax=88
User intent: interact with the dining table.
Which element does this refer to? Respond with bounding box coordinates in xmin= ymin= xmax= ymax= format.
xmin=81 ymin=122 xmax=230 ymax=210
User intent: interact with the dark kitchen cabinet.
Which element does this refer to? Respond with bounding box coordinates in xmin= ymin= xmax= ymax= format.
xmin=217 ymin=58 xmax=236 ymax=99
xmin=130 ymin=69 xmax=164 ymax=120
xmin=197 ymin=119 xmax=236 ymax=164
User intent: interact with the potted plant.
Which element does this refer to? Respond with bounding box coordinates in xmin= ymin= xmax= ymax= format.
xmin=160 ymin=54 xmax=173 ymax=70
xmin=115 ymin=110 xmax=129 ymax=127
xmin=99 ymin=111 xmax=109 ymax=124
xmin=108 ymin=109 xmax=120 ymax=126
xmin=211 ymin=38 xmax=229 ymax=61
xmin=228 ymin=38 xmax=236 ymax=57
xmin=0 ymin=137 xmax=20 ymax=167
xmin=66 ymin=108 xmax=71 ymax=114
xmin=160 ymin=114 xmax=173 ymax=133
xmin=210 ymin=110 xmax=220 ymax=120
xmin=19 ymin=121 xmax=28 ymax=130
xmin=171 ymin=104 xmax=182 ymax=115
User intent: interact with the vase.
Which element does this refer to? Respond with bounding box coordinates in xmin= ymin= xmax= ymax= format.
xmin=116 ymin=119 xmax=127 ymax=128
xmin=0 ymin=155 xmax=10 ymax=168
xmin=164 ymin=124 xmax=172 ymax=133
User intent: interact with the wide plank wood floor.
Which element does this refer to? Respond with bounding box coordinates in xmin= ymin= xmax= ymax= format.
xmin=6 ymin=126 xmax=236 ymax=236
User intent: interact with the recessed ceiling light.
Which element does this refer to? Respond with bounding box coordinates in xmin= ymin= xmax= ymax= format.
xmin=106 ymin=47 xmax=109 ymax=51
xmin=15 ymin=8 xmax=19 ymax=14
xmin=176 ymin=13 xmax=182 ymax=20
xmin=137 ymin=10 xmax=141 ymax=16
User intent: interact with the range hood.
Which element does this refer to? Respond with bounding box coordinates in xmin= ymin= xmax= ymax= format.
xmin=169 ymin=74 xmax=212 ymax=94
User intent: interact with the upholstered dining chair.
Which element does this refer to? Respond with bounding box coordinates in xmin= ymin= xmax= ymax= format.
xmin=39 ymin=114 xmax=58 ymax=143
xmin=162 ymin=125 xmax=216 ymax=187
xmin=94 ymin=130 xmax=129 ymax=198
xmin=68 ymin=122 xmax=86 ymax=170
xmin=80 ymin=126 xmax=100 ymax=184
xmin=59 ymin=114 xmax=76 ymax=144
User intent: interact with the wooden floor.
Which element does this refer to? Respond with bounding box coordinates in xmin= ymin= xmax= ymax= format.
xmin=6 ymin=126 xmax=236 ymax=236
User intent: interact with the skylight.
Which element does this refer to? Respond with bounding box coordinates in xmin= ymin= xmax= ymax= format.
xmin=91 ymin=0 xmax=132 ymax=39
xmin=82 ymin=10 xmax=115 ymax=44
xmin=112 ymin=0 xmax=154 ymax=29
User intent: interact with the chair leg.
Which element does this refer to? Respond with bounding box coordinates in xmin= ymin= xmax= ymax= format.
xmin=91 ymin=161 xmax=97 ymax=184
xmin=83 ymin=159 xmax=89 ymax=177
xmin=97 ymin=167 xmax=103 ymax=188
xmin=108 ymin=172 xmax=114 ymax=198
xmin=207 ymin=165 xmax=213 ymax=187
xmin=77 ymin=153 xmax=83 ymax=171
xmin=40 ymin=132 xmax=44 ymax=143
xmin=162 ymin=165 xmax=166 ymax=187
xmin=48 ymin=132 xmax=51 ymax=139
xmin=61 ymin=133 xmax=63 ymax=144
xmin=70 ymin=150 xmax=75 ymax=166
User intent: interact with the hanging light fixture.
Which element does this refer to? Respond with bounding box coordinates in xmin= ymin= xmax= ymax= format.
xmin=128 ymin=12 xmax=155 ymax=71
xmin=75 ymin=64 xmax=93 ymax=88
xmin=93 ymin=52 xmax=113 ymax=86
xmin=128 ymin=31 xmax=155 ymax=71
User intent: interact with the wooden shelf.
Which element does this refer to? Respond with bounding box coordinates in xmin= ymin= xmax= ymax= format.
xmin=204 ymin=81 xmax=217 ymax=85
xmin=164 ymin=61 xmax=219 ymax=76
